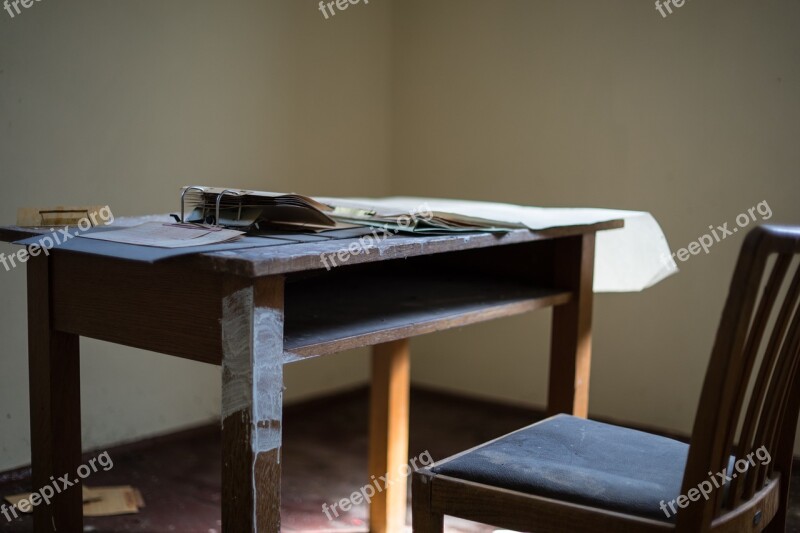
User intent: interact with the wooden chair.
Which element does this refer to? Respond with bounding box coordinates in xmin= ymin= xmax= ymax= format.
xmin=412 ymin=225 xmax=800 ymax=533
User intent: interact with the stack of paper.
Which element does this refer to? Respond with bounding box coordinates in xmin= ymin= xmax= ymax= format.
xmin=329 ymin=196 xmax=678 ymax=292
xmin=318 ymin=198 xmax=529 ymax=233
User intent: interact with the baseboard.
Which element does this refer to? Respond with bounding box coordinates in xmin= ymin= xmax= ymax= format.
xmin=411 ymin=384 xmax=694 ymax=442
xmin=0 ymin=422 xmax=220 ymax=485
xmin=2 ymin=384 xmax=797 ymax=483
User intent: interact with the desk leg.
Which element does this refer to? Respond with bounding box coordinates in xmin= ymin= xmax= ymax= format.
xmin=27 ymin=255 xmax=83 ymax=532
xmin=547 ymin=234 xmax=595 ymax=418
xmin=221 ymin=277 xmax=284 ymax=533
xmin=368 ymin=339 xmax=410 ymax=533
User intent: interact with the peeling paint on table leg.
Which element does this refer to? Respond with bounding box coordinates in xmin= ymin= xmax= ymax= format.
xmin=221 ymin=278 xmax=285 ymax=533
xmin=252 ymin=305 xmax=284 ymax=456
xmin=221 ymin=287 xmax=255 ymax=423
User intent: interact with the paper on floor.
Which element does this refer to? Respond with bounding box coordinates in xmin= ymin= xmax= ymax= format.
xmin=4 ymin=485 xmax=144 ymax=517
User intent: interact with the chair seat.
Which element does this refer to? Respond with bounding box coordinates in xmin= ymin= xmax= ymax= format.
xmin=431 ymin=414 xmax=689 ymax=522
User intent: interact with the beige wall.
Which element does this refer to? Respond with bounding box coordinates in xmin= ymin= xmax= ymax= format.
xmin=2 ymin=0 xmax=800 ymax=472
xmin=393 ymin=0 xmax=800 ymax=446
xmin=0 ymin=0 xmax=390 ymax=470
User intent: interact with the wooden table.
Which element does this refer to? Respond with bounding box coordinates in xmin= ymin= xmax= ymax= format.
xmin=1 ymin=215 xmax=623 ymax=533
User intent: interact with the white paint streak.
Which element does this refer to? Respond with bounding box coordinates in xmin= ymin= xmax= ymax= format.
xmin=252 ymin=306 xmax=284 ymax=454
xmin=221 ymin=287 xmax=255 ymax=421
xmin=221 ymin=289 xmax=285 ymax=455
xmin=251 ymin=302 xmax=284 ymax=533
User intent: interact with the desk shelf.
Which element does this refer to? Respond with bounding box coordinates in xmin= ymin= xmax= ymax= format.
xmin=283 ymin=271 xmax=571 ymax=360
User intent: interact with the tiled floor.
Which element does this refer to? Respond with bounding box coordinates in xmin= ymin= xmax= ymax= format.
xmin=1 ymin=387 xmax=799 ymax=532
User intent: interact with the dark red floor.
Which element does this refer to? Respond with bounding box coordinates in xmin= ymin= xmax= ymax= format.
xmin=1 ymin=387 xmax=799 ymax=532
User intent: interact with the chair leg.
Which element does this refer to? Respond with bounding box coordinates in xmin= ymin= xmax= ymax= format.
xmin=761 ymin=474 xmax=790 ymax=532
xmin=412 ymin=471 xmax=444 ymax=532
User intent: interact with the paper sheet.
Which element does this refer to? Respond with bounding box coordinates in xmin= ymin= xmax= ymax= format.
xmin=82 ymin=486 xmax=142 ymax=517
xmin=4 ymin=485 xmax=143 ymax=517
xmin=322 ymin=198 xmax=529 ymax=233
xmin=79 ymin=221 xmax=244 ymax=248
xmin=328 ymin=197 xmax=678 ymax=293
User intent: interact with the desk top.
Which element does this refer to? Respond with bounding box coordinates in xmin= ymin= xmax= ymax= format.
xmin=0 ymin=214 xmax=624 ymax=278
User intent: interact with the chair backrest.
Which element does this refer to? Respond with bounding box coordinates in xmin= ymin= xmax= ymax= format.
xmin=677 ymin=225 xmax=800 ymax=531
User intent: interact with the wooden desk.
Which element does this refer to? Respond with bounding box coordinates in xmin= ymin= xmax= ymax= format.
xmin=1 ymin=216 xmax=623 ymax=533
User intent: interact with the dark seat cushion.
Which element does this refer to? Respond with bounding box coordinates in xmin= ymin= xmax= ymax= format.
xmin=432 ymin=414 xmax=688 ymax=522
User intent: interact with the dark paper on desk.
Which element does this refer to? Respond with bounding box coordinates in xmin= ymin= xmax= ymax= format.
xmin=79 ymin=222 xmax=244 ymax=248
xmin=14 ymin=224 xmax=380 ymax=263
